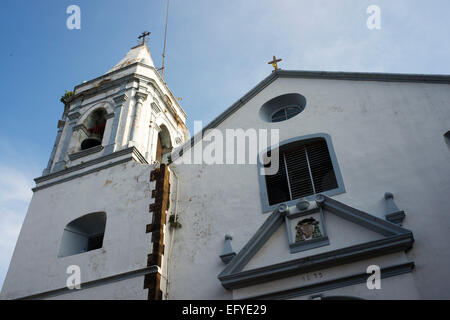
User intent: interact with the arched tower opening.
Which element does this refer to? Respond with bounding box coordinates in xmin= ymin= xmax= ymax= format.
xmin=80 ymin=108 xmax=107 ymax=150
xmin=156 ymin=124 xmax=172 ymax=164
xmin=58 ymin=212 xmax=107 ymax=258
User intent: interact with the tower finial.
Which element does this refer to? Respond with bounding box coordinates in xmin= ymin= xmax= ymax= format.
xmin=138 ymin=31 xmax=151 ymax=45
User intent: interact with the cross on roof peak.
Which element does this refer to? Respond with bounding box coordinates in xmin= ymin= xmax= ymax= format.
xmin=268 ymin=55 xmax=282 ymax=71
xmin=138 ymin=31 xmax=151 ymax=45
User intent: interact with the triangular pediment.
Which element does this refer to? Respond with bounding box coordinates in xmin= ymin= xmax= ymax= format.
xmin=243 ymin=211 xmax=385 ymax=271
xmin=218 ymin=195 xmax=414 ymax=290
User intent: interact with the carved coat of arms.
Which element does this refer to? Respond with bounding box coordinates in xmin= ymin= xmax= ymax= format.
xmin=295 ymin=218 xmax=322 ymax=242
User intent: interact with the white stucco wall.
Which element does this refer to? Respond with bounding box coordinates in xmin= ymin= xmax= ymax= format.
xmin=3 ymin=73 xmax=449 ymax=300
xmin=234 ymin=252 xmax=418 ymax=300
xmin=289 ymin=272 xmax=420 ymax=300
xmin=0 ymin=161 xmax=156 ymax=300
xmin=43 ymin=276 xmax=148 ymax=300
xmin=167 ymin=76 xmax=450 ymax=299
xmin=1 ymin=46 xmax=188 ymax=299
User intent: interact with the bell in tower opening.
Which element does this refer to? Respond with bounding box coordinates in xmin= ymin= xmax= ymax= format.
xmin=80 ymin=108 xmax=107 ymax=150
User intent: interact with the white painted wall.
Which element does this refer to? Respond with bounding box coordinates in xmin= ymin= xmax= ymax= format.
xmin=0 ymin=161 xmax=157 ymax=299
xmin=58 ymin=228 xmax=89 ymax=258
xmin=287 ymin=273 xmax=421 ymax=300
xmin=3 ymin=73 xmax=449 ymax=300
xmin=0 ymin=45 xmax=189 ymax=299
xmin=43 ymin=276 xmax=148 ymax=300
xmin=234 ymin=252 xmax=418 ymax=300
xmin=167 ymin=76 xmax=450 ymax=299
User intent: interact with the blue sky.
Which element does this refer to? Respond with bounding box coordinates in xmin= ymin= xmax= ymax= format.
xmin=0 ymin=0 xmax=449 ymax=290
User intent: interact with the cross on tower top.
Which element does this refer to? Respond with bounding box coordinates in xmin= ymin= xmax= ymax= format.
xmin=138 ymin=31 xmax=151 ymax=45
xmin=268 ymin=55 xmax=282 ymax=71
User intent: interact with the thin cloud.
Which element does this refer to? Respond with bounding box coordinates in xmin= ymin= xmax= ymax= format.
xmin=0 ymin=165 xmax=33 ymax=203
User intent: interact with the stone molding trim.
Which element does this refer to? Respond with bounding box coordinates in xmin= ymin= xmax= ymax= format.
xmin=33 ymin=158 xmax=131 ymax=192
xmin=113 ymin=93 xmax=129 ymax=105
xmin=36 ymin=147 xmax=147 ymax=183
xmin=384 ymin=192 xmax=406 ymax=225
xmin=71 ymin=63 xmax=186 ymax=118
xmin=67 ymin=111 xmax=81 ymax=121
xmin=105 ymin=112 xmax=115 ymax=119
xmin=144 ymin=164 xmax=170 ymax=300
xmin=15 ymin=266 xmax=158 ymax=300
xmin=386 ymin=211 xmax=406 ymax=225
xmin=33 ymin=147 xmax=148 ymax=192
xmin=218 ymin=195 xmax=414 ymax=290
xmin=246 ymin=262 xmax=415 ymax=300
xmin=135 ymin=91 xmax=149 ymax=102
xmin=72 ymin=123 xmax=88 ymax=133
xmin=68 ymin=145 xmax=104 ymax=161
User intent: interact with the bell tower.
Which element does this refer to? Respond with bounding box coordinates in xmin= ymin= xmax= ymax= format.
xmin=1 ymin=38 xmax=188 ymax=300
xmin=43 ymin=39 xmax=188 ymax=175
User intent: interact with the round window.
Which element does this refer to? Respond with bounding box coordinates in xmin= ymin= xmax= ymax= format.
xmin=260 ymin=93 xmax=306 ymax=123
xmin=271 ymin=105 xmax=302 ymax=122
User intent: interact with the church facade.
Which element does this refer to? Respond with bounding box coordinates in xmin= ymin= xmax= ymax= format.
xmin=1 ymin=42 xmax=450 ymax=300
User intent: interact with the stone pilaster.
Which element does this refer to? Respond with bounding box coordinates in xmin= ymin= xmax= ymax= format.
xmin=128 ymin=92 xmax=148 ymax=146
xmin=52 ymin=111 xmax=81 ymax=172
xmin=104 ymin=93 xmax=128 ymax=154
xmin=42 ymin=120 xmax=66 ymax=175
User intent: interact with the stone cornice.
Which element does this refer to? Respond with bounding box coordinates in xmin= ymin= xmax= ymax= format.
xmin=275 ymin=69 xmax=450 ymax=84
xmin=71 ymin=62 xmax=187 ymax=118
xmin=71 ymin=74 xmax=137 ymax=106
xmin=15 ymin=266 xmax=158 ymax=300
xmin=105 ymin=112 xmax=115 ymax=119
xmin=113 ymin=93 xmax=128 ymax=105
xmin=67 ymin=111 xmax=81 ymax=121
xmin=247 ymin=262 xmax=415 ymax=300
xmin=135 ymin=91 xmax=148 ymax=102
xmin=35 ymin=147 xmax=148 ymax=185
xmin=72 ymin=123 xmax=88 ymax=132
xmin=33 ymin=157 xmax=132 ymax=192
xmin=68 ymin=145 xmax=104 ymax=161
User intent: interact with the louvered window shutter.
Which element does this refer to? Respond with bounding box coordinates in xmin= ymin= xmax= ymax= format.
xmin=265 ymin=139 xmax=338 ymax=206
xmin=306 ymin=141 xmax=338 ymax=193
xmin=284 ymin=147 xmax=314 ymax=199
xmin=265 ymin=151 xmax=290 ymax=205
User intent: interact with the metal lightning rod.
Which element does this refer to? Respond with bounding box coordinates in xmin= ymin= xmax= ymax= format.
xmin=161 ymin=0 xmax=170 ymax=81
